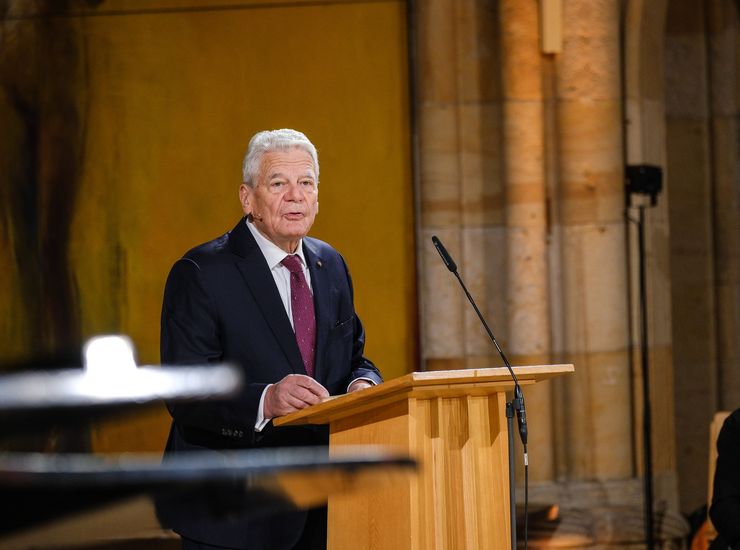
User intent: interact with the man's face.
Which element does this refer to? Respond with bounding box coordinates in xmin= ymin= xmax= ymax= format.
xmin=239 ymin=148 xmax=319 ymax=253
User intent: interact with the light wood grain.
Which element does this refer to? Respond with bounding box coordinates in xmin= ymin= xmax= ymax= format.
xmin=274 ymin=364 xmax=574 ymax=427
xmin=277 ymin=365 xmax=574 ymax=550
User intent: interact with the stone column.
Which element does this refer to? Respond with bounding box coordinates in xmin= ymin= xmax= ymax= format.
xmin=622 ymin=0 xmax=680 ymax=510
xmin=665 ymin=0 xmax=719 ymax=514
xmin=498 ymin=0 xmax=554 ymax=483
xmin=416 ymin=0 xmax=506 ymax=371
xmin=554 ymin=0 xmax=632 ymax=480
xmin=707 ymin=0 xmax=740 ymax=410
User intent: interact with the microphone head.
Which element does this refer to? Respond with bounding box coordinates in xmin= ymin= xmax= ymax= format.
xmin=431 ymin=235 xmax=457 ymax=273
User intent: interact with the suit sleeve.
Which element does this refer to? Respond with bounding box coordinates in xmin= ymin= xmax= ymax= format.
xmin=161 ymin=258 xmax=263 ymax=446
xmin=710 ymin=411 xmax=740 ymax=546
xmin=342 ymin=258 xmax=383 ymax=387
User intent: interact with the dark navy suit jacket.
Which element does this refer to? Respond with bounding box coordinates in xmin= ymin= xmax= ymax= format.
xmin=158 ymin=218 xmax=382 ymax=549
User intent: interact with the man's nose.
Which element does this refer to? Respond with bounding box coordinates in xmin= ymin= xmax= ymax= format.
xmin=284 ymin=181 xmax=304 ymax=200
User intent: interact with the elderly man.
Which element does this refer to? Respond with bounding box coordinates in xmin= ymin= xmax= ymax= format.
xmin=160 ymin=129 xmax=382 ymax=549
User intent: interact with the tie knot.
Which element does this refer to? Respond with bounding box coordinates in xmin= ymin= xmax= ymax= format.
xmin=281 ymin=255 xmax=303 ymax=274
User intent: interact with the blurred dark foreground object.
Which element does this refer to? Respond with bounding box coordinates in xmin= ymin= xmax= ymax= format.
xmin=0 ymin=446 xmax=416 ymax=548
xmin=0 ymin=335 xmax=242 ymax=442
xmin=0 ymin=336 xmax=416 ymax=549
xmin=0 ymin=361 xmax=241 ymax=439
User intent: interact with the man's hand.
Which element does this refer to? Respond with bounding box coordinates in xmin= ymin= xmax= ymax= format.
xmin=264 ymin=374 xmax=329 ymax=418
xmin=348 ymin=379 xmax=373 ymax=393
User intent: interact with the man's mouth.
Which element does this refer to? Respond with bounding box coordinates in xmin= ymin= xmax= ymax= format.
xmin=283 ymin=212 xmax=305 ymax=220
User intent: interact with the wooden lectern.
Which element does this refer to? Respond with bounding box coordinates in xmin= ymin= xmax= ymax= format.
xmin=275 ymin=364 xmax=574 ymax=550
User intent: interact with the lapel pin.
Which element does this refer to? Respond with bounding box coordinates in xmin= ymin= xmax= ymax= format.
xmin=316 ymin=260 xmax=323 ymax=269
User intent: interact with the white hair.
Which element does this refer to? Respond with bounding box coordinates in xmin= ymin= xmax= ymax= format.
xmin=241 ymin=129 xmax=319 ymax=188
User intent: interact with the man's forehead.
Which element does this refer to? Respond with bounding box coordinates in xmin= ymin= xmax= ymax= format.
xmin=266 ymin=167 xmax=316 ymax=178
xmin=260 ymin=150 xmax=316 ymax=176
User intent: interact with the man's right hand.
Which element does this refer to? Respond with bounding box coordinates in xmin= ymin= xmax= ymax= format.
xmin=263 ymin=374 xmax=329 ymax=418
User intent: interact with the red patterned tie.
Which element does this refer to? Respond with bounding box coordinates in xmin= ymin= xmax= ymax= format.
xmin=281 ymin=255 xmax=316 ymax=377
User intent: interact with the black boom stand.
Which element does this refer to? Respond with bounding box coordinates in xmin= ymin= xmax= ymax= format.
xmin=625 ymin=164 xmax=663 ymax=550
xmin=431 ymin=236 xmax=528 ymax=550
xmin=506 ymin=400 xmax=527 ymax=550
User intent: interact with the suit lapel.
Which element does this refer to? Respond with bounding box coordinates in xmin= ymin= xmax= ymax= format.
xmin=229 ymin=219 xmax=305 ymax=375
xmin=303 ymin=239 xmax=331 ymax=384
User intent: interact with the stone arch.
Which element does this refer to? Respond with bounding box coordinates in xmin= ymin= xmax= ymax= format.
xmin=624 ymin=0 xmax=740 ymax=515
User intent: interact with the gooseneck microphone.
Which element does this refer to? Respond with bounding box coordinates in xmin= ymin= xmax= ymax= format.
xmin=431 ymin=235 xmax=528 ymax=448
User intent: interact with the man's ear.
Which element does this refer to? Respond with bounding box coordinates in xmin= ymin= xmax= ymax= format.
xmin=239 ymin=184 xmax=251 ymax=215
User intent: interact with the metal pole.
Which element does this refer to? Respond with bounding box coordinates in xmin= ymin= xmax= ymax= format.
xmin=507 ymin=401 xmax=517 ymax=550
xmin=638 ymin=205 xmax=655 ymax=549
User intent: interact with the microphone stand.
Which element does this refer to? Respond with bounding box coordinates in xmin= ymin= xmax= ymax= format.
xmin=431 ymin=236 xmax=528 ymax=550
xmin=625 ymin=165 xmax=662 ymax=550
xmin=506 ymin=401 xmax=517 ymax=550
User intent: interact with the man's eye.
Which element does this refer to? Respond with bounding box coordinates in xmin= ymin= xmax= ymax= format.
xmin=301 ymin=180 xmax=315 ymax=187
xmin=271 ymin=181 xmax=284 ymax=187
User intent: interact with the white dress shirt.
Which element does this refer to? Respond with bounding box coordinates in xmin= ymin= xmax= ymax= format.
xmin=246 ymin=219 xmax=313 ymax=328
xmin=247 ymin=221 xmax=311 ymax=431
xmin=246 ymin=220 xmax=374 ymax=432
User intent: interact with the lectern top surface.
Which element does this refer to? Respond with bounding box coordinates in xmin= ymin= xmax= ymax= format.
xmin=274 ymin=364 xmax=574 ymax=427
xmin=405 ymin=364 xmax=573 ymax=383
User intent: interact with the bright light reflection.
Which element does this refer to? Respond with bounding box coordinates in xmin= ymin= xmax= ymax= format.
xmin=83 ymin=335 xmax=137 ymax=376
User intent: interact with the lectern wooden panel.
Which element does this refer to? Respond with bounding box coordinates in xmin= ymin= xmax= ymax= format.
xmin=275 ymin=364 xmax=574 ymax=550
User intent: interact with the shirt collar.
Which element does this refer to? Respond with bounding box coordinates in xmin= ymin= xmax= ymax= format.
xmin=246 ymin=219 xmax=307 ymax=270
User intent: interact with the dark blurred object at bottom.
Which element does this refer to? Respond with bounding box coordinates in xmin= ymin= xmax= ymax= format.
xmin=0 ymin=447 xmax=415 ymax=549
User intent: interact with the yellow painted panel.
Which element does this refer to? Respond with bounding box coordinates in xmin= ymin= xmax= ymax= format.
xmin=57 ymin=1 xmax=415 ymax=451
